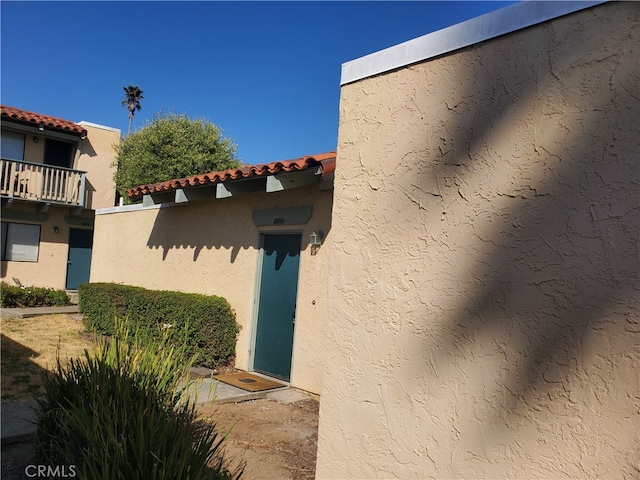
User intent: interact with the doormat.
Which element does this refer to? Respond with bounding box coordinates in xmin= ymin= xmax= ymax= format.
xmin=215 ymin=372 xmax=286 ymax=392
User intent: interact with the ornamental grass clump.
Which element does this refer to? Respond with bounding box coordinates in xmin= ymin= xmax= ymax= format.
xmin=33 ymin=320 xmax=242 ymax=480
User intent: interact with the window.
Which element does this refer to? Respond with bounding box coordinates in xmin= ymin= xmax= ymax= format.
xmin=1 ymin=222 xmax=40 ymax=262
xmin=44 ymin=139 xmax=73 ymax=168
xmin=1 ymin=131 xmax=25 ymax=161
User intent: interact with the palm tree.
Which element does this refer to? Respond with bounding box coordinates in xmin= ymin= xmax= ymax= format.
xmin=122 ymin=85 xmax=144 ymax=135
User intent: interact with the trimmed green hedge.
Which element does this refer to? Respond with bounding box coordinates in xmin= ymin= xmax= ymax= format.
xmin=78 ymin=283 xmax=240 ymax=367
xmin=1 ymin=282 xmax=71 ymax=308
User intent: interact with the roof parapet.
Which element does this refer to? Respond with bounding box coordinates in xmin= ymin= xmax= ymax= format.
xmin=341 ymin=1 xmax=606 ymax=85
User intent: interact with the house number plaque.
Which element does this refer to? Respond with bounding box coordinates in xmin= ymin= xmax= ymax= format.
xmin=252 ymin=206 xmax=313 ymax=226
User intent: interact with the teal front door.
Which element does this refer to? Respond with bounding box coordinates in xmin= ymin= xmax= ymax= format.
xmin=253 ymin=234 xmax=301 ymax=381
xmin=65 ymin=229 xmax=93 ymax=290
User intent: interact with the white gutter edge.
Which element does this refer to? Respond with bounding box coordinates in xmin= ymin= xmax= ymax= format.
xmin=77 ymin=121 xmax=121 ymax=134
xmin=96 ymin=202 xmax=177 ymax=215
xmin=340 ymin=1 xmax=607 ymax=86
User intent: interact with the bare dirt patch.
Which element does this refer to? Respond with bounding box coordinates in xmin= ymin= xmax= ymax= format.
xmin=1 ymin=314 xmax=94 ymax=403
xmin=198 ymin=397 xmax=320 ymax=480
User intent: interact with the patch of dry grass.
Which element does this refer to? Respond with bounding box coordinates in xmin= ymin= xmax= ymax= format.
xmin=1 ymin=314 xmax=95 ymax=403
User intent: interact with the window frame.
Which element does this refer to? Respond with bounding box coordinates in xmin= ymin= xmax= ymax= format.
xmin=44 ymin=138 xmax=74 ymax=168
xmin=1 ymin=130 xmax=26 ymax=161
xmin=0 ymin=222 xmax=41 ymax=262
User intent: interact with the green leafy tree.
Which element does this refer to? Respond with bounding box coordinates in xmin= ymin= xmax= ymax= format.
xmin=122 ymin=85 xmax=144 ymax=135
xmin=114 ymin=112 xmax=240 ymax=201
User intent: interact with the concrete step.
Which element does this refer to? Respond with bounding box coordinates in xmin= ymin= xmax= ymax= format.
xmin=66 ymin=290 xmax=79 ymax=305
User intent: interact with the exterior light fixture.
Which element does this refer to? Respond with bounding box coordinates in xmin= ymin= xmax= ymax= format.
xmin=53 ymin=226 xmax=60 ymax=233
xmin=33 ymin=136 xmax=39 ymax=143
xmin=38 ymin=125 xmax=45 ymax=131
xmin=310 ymin=231 xmax=323 ymax=256
xmin=310 ymin=231 xmax=323 ymax=246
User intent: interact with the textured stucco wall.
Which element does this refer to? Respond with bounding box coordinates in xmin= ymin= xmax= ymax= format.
xmin=90 ymin=184 xmax=333 ymax=394
xmin=317 ymin=3 xmax=639 ymax=478
xmin=23 ymin=131 xmax=44 ymax=163
xmin=76 ymin=123 xmax=119 ymax=210
xmin=1 ymin=203 xmax=93 ymax=290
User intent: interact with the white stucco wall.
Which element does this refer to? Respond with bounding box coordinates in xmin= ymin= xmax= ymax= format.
xmin=317 ymin=2 xmax=639 ymax=478
xmin=90 ymin=184 xmax=333 ymax=394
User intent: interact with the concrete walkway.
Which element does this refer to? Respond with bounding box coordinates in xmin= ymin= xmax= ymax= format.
xmin=1 ymin=377 xmax=309 ymax=445
xmin=1 ymin=400 xmax=39 ymax=444
xmin=1 ymin=305 xmax=80 ymax=318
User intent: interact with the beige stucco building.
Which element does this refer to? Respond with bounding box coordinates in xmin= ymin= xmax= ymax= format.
xmin=317 ymin=1 xmax=638 ymax=478
xmin=77 ymin=1 xmax=637 ymax=476
xmin=1 ymin=106 xmax=119 ymax=291
xmin=89 ymin=153 xmax=336 ymax=394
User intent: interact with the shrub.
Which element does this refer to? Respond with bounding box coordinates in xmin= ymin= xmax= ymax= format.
xmin=0 ymin=282 xmax=71 ymax=308
xmin=34 ymin=321 xmax=243 ymax=480
xmin=114 ymin=112 xmax=240 ymax=202
xmin=78 ymin=283 xmax=240 ymax=367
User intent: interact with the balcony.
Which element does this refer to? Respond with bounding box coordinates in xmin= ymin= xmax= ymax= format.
xmin=1 ymin=158 xmax=86 ymax=208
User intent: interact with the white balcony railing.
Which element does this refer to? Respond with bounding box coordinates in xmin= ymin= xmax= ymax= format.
xmin=0 ymin=158 xmax=86 ymax=207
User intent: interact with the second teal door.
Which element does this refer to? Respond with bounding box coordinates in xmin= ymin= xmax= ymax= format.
xmin=253 ymin=234 xmax=301 ymax=381
xmin=66 ymin=228 xmax=93 ymax=290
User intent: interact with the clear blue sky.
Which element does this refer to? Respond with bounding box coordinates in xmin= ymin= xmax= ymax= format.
xmin=2 ymin=1 xmax=516 ymax=165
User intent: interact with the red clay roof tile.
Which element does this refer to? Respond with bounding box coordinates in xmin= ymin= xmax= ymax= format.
xmin=127 ymin=151 xmax=336 ymax=199
xmin=1 ymin=105 xmax=87 ymax=136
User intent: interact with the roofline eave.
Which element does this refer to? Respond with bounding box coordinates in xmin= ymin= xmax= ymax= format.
xmin=131 ymin=153 xmax=336 ymax=206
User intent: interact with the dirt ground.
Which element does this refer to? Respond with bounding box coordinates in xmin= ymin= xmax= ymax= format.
xmin=0 ymin=314 xmax=320 ymax=479
xmin=198 ymin=397 xmax=320 ymax=480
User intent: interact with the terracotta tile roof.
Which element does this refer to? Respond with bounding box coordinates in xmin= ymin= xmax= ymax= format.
xmin=127 ymin=151 xmax=337 ymax=199
xmin=1 ymin=105 xmax=87 ymax=137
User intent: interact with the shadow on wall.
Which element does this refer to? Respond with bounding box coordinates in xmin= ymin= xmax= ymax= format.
xmin=84 ymin=179 xmax=96 ymax=209
xmin=145 ymin=189 xmax=333 ymax=263
xmin=399 ymin=4 xmax=639 ymax=415
xmin=80 ymin=137 xmax=98 ymax=158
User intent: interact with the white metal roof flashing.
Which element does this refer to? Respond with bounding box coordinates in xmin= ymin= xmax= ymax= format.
xmin=340 ymin=1 xmax=607 ymax=86
xmin=77 ymin=121 xmax=121 ymax=134
xmin=96 ymin=202 xmax=175 ymax=215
